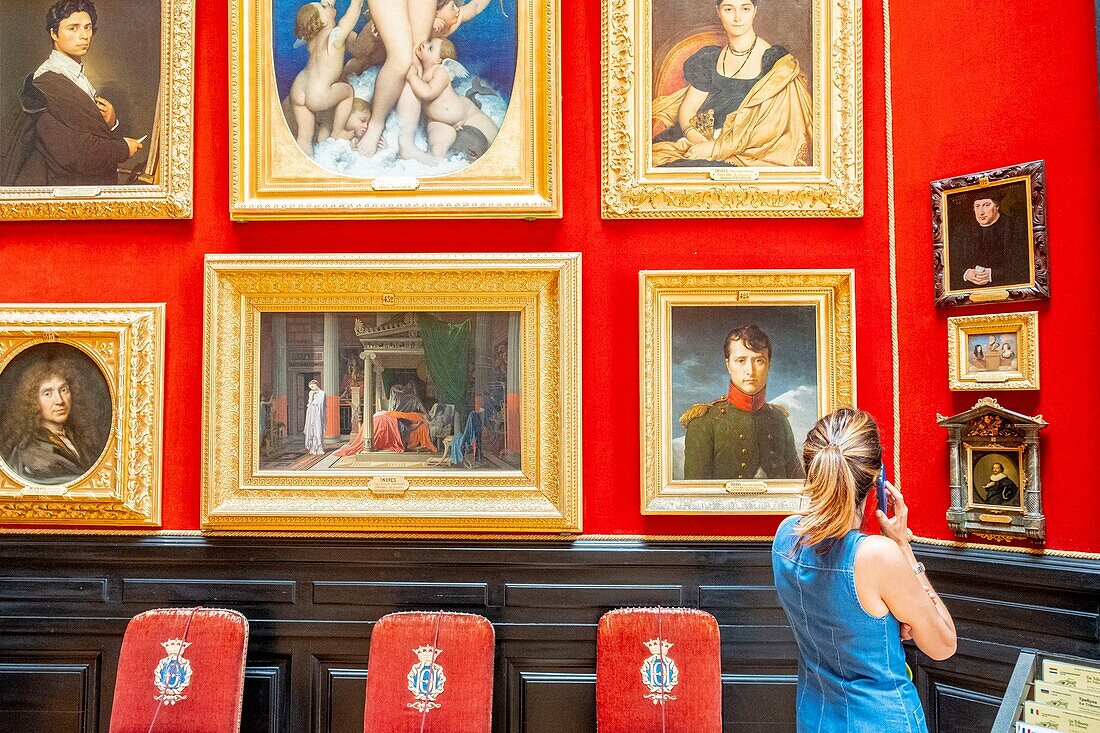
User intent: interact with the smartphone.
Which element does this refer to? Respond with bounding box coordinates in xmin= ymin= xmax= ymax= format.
xmin=876 ymin=465 xmax=889 ymax=516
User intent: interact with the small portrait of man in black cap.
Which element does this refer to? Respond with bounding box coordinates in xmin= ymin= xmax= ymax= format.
xmin=945 ymin=180 xmax=1034 ymax=293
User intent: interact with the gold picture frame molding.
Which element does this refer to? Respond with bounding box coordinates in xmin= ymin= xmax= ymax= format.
xmin=229 ymin=0 xmax=560 ymax=219
xmin=0 ymin=0 xmax=194 ymax=220
xmin=0 ymin=304 xmax=165 ymax=526
xmin=947 ymin=311 xmax=1039 ymax=391
xmin=640 ymin=270 xmax=855 ymax=514
xmin=602 ymin=0 xmax=862 ymax=218
xmin=202 ymin=253 xmax=581 ymax=533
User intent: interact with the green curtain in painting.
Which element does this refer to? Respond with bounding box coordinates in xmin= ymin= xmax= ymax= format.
xmin=417 ymin=314 xmax=471 ymax=406
xmin=381 ymin=369 xmax=399 ymax=400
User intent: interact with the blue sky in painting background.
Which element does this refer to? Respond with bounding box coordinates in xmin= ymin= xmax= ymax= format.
xmin=271 ymin=0 xmax=518 ymax=102
xmin=670 ymin=306 xmax=819 ymax=440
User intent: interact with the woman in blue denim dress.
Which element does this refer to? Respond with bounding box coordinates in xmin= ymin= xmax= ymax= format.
xmin=772 ymin=408 xmax=957 ymax=732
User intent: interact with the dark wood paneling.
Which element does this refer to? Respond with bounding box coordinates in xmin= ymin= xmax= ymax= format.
xmin=504 ymin=583 xmax=683 ymax=609
xmin=928 ymin=681 xmax=1001 ymax=733
xmin=721 ymin=675 xmax=798 ymax=731
xmin=122 ymin=578 xmax=297 ymax=604
xmin=0 ymin=578 xmax=107 ymax=603
xmin=313 ymin=581 xmax=489 ymax=607
xmin=509 ymin=667 xmax=596 ymax=733
xmin=0 ymin=537 xmax=1093 ymax=733
xmin=0 ymin=657 xmax=98 ymax=733
xmin=317 ymin=662 xmax=368 ymax=733
xmin=242 ymin=661 xmax=288 ymax=733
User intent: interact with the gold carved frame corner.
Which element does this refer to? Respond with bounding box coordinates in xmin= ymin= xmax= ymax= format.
xmin=0 ymin=305 xmax=165 ymax=526
xmin=0 ymin=1 xmax=194 ymax=220
xmin=202 ymin=253 xmax=581 ymax=533
xmin=640 ymin=270 xmax=855 ymax=513
xmin=228 ymin=0 xmax=559 ymax=219
xmin=602 ymin=0 xmax=862 ymax=218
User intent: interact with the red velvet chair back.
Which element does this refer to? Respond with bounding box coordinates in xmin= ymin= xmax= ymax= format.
xmin=363 ymin=611 xmax=494 ymax=733
xmin=597 ymin=607 xmax=722 ymax=733
xmin=107 ymin=607 xmax=249 ymax=733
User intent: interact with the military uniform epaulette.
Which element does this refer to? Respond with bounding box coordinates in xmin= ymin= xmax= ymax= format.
xmin=679 ymin=397 xmax=726 ymax=428
xmin=768 ymin=402 xmax=790 ymax=417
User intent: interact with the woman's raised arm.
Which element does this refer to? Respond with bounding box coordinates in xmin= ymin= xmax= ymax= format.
xmin=859 ymin=483 xmax=957 ymax=661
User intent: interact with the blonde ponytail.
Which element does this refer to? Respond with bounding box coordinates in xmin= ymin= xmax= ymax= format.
xmin=796 ymin=408 xmax=882 ymax=547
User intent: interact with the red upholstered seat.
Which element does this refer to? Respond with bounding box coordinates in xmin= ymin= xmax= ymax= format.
xmin=108 ymin=607 xmax=249 ymax=733
xmin=363 ymin=611 xmax=494 ymax=733
xmin=597 ymin=607 xmax=722 ymax=733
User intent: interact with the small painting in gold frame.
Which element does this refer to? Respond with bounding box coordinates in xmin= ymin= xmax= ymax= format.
xmin=602 ymin=0 xmax=862 ymax=218
xmin=202 ymin=253 xmax=581 ymax=533
xmin=0 ymin=304 xmax=165 ymax=526
xmin=229 ymin=0 xmax=559 ymax=220
xmin=948 ymin=311 xmax=1038 ymax=391
xmin=640 ymin=270 xmax=854 ymax=513
xmin=0 ymin=0 xmax=194 ymax=220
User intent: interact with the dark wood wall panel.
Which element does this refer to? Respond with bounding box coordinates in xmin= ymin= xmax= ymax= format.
xmin=0 ymin=537 xmax=1094 ymax=733
xmin=0 ymin=656 xmax=99 ymax=733
xmin=312 ymin=581 xmax=490 ymax=608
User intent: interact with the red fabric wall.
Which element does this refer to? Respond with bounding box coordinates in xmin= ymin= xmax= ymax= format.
xmin=889 ymin=1 xmax=1100 ymax=553
xmin=1 ymin=0 xmax=1097 ymax=552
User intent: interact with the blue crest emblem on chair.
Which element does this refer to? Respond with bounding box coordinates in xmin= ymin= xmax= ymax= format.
xmin=640 ymin=637 xmax=680 ymax=705
xmin=153 ymin=638 xmax=194 ymax=705
xmin=406 ymin=645 xmax=446 ymax=713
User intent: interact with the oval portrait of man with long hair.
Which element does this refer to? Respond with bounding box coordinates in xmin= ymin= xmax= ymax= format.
xmin=0 ymin=342 xmax=113 ymax=486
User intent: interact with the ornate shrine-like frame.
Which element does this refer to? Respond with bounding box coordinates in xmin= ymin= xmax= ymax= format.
xmin=0 ymin=0 xmax=194 ymax=220
xmin=602 ymin=0 xmax=862 ymax=218
xmin=939 ymin=397 xmax=1046 ymax=544
xmin=640 ymin=270 xmax=854 ymax=513
xmin=0 ymin=304 xmax=165 ymax=526
xmin=202 ymin=253 xmax=581 ymax=533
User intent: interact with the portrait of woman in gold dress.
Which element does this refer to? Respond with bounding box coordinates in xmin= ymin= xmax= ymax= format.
xmin=650 ymin=0 xmax=812 ymax=167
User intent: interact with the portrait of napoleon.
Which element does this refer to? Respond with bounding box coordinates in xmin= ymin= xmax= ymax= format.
xmin=671 ymin=306 xmax=818 ymax=481
xmin=0 ymin=0 xmax=161 ymax=187
xmin=0 ymin=343 xmax=112 ymax=485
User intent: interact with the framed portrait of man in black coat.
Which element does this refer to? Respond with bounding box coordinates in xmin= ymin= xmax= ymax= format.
xmin=0 ymin=0 xmax=193 ymax=220
xmin=932 ymin=160 xmax=1050 ymax=307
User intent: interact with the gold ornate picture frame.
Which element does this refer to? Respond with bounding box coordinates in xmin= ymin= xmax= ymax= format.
xmin=0 ymin=304 xmax=165 ymax=526
xmin=202 ymin=253 xmax=581 ymax=533
xmin=948 ymin=311 xmax=1039 ymax=391
xmin=602 ymin=0 xmax=862 ymax=218
xmin=229 ymin=0 xmax=559 ymax=220
xmin=0 ymin=0 xmax=194 ymax=220
xmin=640 ymin=270 xmax=854 ymax=513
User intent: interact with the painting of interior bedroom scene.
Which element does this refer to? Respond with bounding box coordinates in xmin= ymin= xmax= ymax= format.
xmin=258 ymin=310 xmax=521 ymax=472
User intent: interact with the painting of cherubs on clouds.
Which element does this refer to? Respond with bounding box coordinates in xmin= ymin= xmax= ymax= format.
xmin=272 ymin=0 xmax=516 ymax=179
